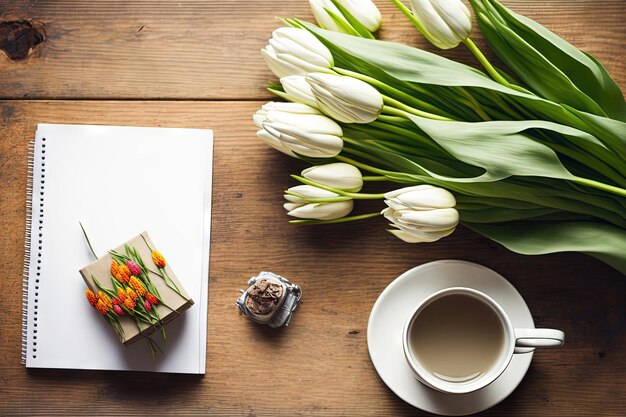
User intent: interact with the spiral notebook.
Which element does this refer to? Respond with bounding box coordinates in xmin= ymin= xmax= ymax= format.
xmin=22 ymin=123 xmax=213 ymax=374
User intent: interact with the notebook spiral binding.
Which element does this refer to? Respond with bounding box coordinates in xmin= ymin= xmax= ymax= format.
xmin=21 ymin=140 xmax=36 ymax=364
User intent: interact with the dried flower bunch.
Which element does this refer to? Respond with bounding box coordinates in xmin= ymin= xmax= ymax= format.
xmin=82 ymin=231 xmax=189 ymax=357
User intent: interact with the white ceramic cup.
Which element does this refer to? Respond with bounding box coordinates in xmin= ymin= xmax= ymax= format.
xmin=402 ymin=287 xmax=564 ymax=394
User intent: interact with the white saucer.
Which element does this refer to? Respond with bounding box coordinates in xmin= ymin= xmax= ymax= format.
xmin=367 ymin=260 xmax=534 ymax=416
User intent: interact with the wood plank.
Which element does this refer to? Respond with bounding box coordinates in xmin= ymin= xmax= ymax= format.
xmin=0 ymin=100 xmax=624 ymax=416
xmin=0 ymin=1 xmax=624 ymax=99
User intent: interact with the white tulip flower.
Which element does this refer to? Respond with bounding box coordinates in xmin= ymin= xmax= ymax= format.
xmin=339 ymin=0 xmax=383 ymax=32
xmin=280 ymin=75 xmax=318 ymax=107
xmin=302 ymin=163 xmax=363 ymax=192
xmin=306 ymin=72 xmax=384 ymax=124
xmin=261 ymin=27 xmax=334 ymax=78
xmin=309 ymin=0 xmax=382 ymax=34
xmin=409 ymin=0 xmax=472 ymax=49
xmin=382 ymin=185 xmax=459 ymax=242
xmin=309 ymin=0 xmax=346 ymax=33
xmin=284 ymin=185 xmax=354 ymax=220
xmin=254 ymin=102 xmax=344 ymax=158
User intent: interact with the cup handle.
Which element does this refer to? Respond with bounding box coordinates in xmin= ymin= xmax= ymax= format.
xmin=513 ymin=328 xmax=564 ymax=354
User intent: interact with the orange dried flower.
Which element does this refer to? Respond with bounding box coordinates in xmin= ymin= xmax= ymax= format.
xmin=129 ymin=276 xmax=147 ymax=297
xmin=95 ymin=299 xmax=110 ymax=315
xmin=85 ymin=289 xmax=97 ymax=306
xmin=119 ymin=264 xmax=131 ymax=281
xmin=97 ymin=291 xmax=113 ymax=310
xmin=145 ymin=292 xmax=158 ymax=306
xmin=110 ymin=260 xmax=120 ymax=277
xmin=111 ymin=260 xmax=131 ymax=283
xmin=117 ymin=287 xmax=127 ymax=302
xmin=126 ymin=287 xmax=138 ymax=301
xmin=123 ymin=297 xmax=136 ymax=310
xmin=151 ymin=251 xmax=166 ymax=268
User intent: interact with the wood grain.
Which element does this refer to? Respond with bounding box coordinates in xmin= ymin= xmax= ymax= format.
xmin=0 ymin=101 xmax=625 ymax=416
xmin=0 ymin=0 xmax=624 ymax=99
xmin=1 ymin=0 xmax=625 ymax=414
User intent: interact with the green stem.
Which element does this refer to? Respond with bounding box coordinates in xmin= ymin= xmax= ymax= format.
xmin=79 ymin=222 xmax=99 ymax=260
xmin=291 ymin=175 xmax=385 ymax=199
xmin=390 ymin=0 xmax=430 ymax=36
xmin=363 ymin=176 xmax=389 ymax=181
xmin=571 ymin=177 xmax=626 ymax=198
xmin=463 ymin=38 xmax=512 ymax=88
xmin=381 ymin=104 xmax=410 ymax=118
xmin=368 ymin=121 xmax=443 ymax=153
xmin=335 ymin=155 xmax=393 ymax=176
xmin=334 ymin=67 xmax=456 ymax=119
xmin=376 ymin=114 xmax=408 ymax=124
xmin=383 ymin=97 xmax=453 ymax=121
xmin=289 ymin=212 xmax=381 ymax=225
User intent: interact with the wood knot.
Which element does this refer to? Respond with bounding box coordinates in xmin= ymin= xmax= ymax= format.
xmin=0 ymin=20 xmax=45 ymax=61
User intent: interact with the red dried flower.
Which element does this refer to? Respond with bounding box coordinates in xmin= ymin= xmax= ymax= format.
xmin=145 ymin=292 xmax=158 ymax=305
xmin=113 ymin=304 xmax=124 ymax=316
xmin=125 ymin=260 xmax=141 ymax=276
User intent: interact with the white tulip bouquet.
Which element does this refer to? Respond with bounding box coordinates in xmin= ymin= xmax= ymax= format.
xmin=254 ymin=0 xmax=626 ymax=274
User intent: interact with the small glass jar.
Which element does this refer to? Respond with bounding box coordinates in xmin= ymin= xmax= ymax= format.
xmin=236 ymin=271 xmax=302 ymax=328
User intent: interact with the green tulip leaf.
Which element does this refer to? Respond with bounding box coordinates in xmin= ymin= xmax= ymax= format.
xmin=467 ymin=220 xmax=626 ymax=275
xmin=323 ymin=7 xmax=362 ymax=38
xmin=407 ymin=115 xmax=580 ymax=183
xmin=469 ymin=0 xmax=626 ymax=121
xmin=298 ymin=21 xmax=625 ymax=157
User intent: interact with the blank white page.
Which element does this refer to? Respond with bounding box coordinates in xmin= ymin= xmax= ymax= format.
xmin=24 ymin=124 xmax=212 ymax=373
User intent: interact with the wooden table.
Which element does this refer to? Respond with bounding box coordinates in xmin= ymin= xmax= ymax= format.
xmin=1 ymin=1 xmax=625 ymax=415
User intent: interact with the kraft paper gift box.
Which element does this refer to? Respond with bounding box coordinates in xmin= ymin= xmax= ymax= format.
xmin=79 ymin=232 xmax=194 ymax=345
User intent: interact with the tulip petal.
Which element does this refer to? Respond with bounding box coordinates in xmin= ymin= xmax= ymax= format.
xmin=410 ymin=0 xmax=467 ymax=49
xmin=430 ymin=0 xmax=472 ymax=41
xmin=261 ymin=47 xmax=306 ymax=78
xmin=302 ymin=162 xmax=363 ymax=191
xmin=384 ymin=184 xmax=434 ymax=199
xmin=306 ymin=73 xmax=383 ymax=124
xmin=262 ymin=101 xmax=320 ymax=115
xmin=389 ymin=187 xmax=457 ymax=209
xmin=272 ymin=27 xmax=333 ymax=67
xmin=388 ymin=227 xmax=456 ymax=243
xmin=339 ymin=0 xmax=382 ymax=32
xmin=309 ymin=0 xmax=346 ymax=33
xmin=396 ymin=208 xmax=460 ymax=230
xmin=256 ymin=129 xmax=297 ymax=157
xmin=287 ymin=185 xmax=340 ymax=199
xmin=284 ymin=203 xmax=302 ymax=211
xmin=287 ymin=200 xmax=354 ymax=220
xmin=281 ymin=76 xmax=318 ymax=107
